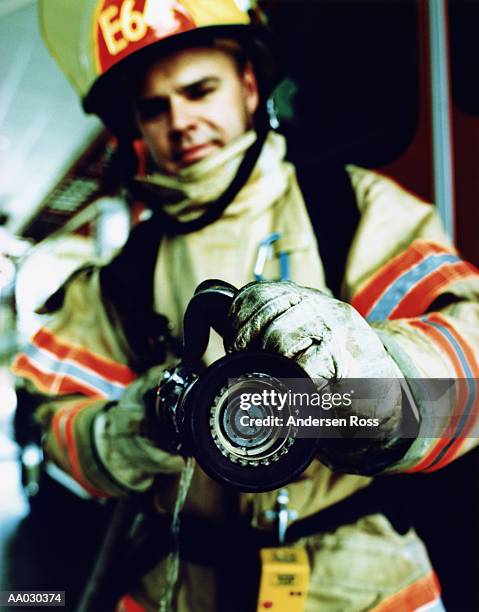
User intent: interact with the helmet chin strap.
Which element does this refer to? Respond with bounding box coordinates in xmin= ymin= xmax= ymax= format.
xmin=126 ymin=109 xmax=270 ymax=235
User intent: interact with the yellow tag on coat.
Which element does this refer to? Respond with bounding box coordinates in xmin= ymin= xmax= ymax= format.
xmin=257 ymin=547 xmax=310 ymax=612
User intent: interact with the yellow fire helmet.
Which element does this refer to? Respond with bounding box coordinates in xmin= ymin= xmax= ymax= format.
xmin=39 ymin=0 xmax=278 ymax=137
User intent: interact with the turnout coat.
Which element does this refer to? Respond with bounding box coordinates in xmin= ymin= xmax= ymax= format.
xmin=13 ymin=132 xmax=479 ymax=611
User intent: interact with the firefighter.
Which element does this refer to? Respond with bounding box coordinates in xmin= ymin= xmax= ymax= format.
xmin=13 ymin=1 xmax=479 ymax=610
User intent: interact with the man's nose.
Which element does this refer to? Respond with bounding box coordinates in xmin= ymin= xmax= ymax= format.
xmin=169 ymin=97 xmax=195 ymax=133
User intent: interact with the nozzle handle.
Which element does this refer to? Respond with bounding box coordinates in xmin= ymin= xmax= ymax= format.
xmin=182 ymin=279 xmax=238 ymax=366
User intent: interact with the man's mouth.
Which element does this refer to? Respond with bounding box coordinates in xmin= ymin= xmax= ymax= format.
xmin=177 ymin=143 xmax=218 ymax=165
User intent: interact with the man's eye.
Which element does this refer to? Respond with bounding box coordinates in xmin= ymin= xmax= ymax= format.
xmin=188 ymin=86 xmax=215 ymax=100
xmin=135 ymin=99 xmax=168 ymax=121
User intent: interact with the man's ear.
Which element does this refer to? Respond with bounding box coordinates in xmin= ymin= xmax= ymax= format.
xmin=243 ymin=61 xmax=260 ymax=115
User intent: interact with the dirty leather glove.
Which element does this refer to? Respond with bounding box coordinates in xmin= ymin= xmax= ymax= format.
xmin=226 ymin=281 xmax=417 ymax=475
xmin=93 ymin=365 xmax=185 ymax=492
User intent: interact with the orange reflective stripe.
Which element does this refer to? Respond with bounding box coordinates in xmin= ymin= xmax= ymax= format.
xmin=352 ymin=241 xmax=446 ymax=318
xmin=405 ymin=318 xmax=467 ymax=473
xmin=63 ymin=399 xmax=109 ymax=499
xmin=12 ymin=328 xmax=136 ymax=399
xmin=12 ymin=353 xmax=102 ymax=397
xmin=52 ymin=407 xmax=70 ymax=455
xmin=57 ymin=399 xmax=92 ymax=469
xmin=34 ymin=328 xmax=135 ymax=385
xmin=390 ymin=259 xmax=477 ymax=319
xmin=50 ymin=400 xmax=109 ymax=498
xmin=406 ymin=314 xmax=479 ymax=473
xmin=420 ymin=314 xmax=479 ymax=472
xmin=428 ymin=313 xmax=479 ymax=376
xmin=372 ymin=571 xmax=441 ymax=612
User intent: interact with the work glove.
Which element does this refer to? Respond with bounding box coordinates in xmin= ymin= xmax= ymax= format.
xmin=93 ymin=364 xmax=185 ymax=492
xmin=226 ymin=281 xmax=417 ymax=475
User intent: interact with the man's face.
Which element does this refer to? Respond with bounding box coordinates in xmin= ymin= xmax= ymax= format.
xmin=134 ymin=46 xmax=259 ymax=175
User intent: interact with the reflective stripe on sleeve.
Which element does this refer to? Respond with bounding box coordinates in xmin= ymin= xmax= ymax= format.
xmin=372 ymin=571 xmax=443 ymax=612
xmin=351 ymin=240 xmax=479 ymax=322
xmin=406 ymin=313 xmax=479 ymax=473
xmin=12 ymin=327 xmax=135 ymax=399
xmin=51 ymin=399 xmax=110 ymax=499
